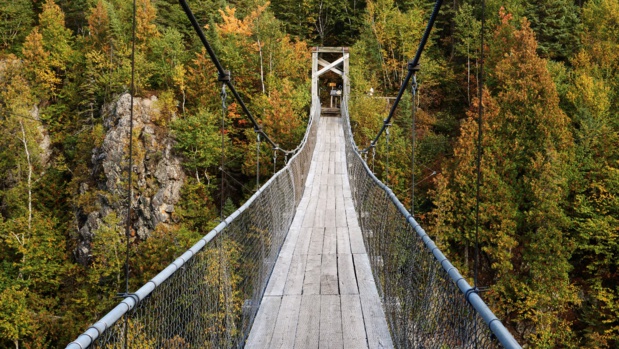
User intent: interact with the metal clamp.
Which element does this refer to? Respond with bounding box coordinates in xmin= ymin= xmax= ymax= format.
xmin=408 ymin=62 xmax=421 ymax=72
xmin=218 ymin=70 xmax=231 ymax=82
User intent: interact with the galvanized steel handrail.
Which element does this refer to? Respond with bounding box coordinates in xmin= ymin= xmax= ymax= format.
xmin=342 ymin=97 xmax=521 ymax=349
xmin=66 ymin=96 xmax=320 ymax=349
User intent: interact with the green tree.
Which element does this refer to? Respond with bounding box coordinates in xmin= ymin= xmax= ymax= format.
xmin=524 ymin=0 xmax=581 ymax=61
xmin=0 ymin=285 xmax=36 ymax=349
xmin=0 ymin=0 xmax=34 ymax=55
xmin=39 ymin=0 xmax=74 ymax=75
xmin=453 ymin=2 xmax=481 ymax=105
xmin=432 ymin=12 xmax=579 ymax=347
xmin=564 ymin=1 xmax=619 ymax=345
xmin=172 ymin=110 xmax=222 ymax=185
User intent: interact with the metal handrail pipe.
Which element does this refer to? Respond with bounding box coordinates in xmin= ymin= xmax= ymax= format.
xmin=66 ymin=97 xmax=320 ymax=349
xmin=343 ymin=100 xmax=521 ymax=349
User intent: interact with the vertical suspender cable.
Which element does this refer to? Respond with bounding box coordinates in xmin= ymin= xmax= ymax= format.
xmin=220 ymin=84 xmax=228 ymax=221
xmin=385 ymin=125 xmax=391 ymax=185
xmin=178 ymin=0 xmax=282 ymax=152
xmin=363 ymin=0 xmax=443 ymax=152
xmin=473 ymin=1 xmax=487 ymax=348
xmin=411 ymin=74 xmax=418 ymax=216
xmin=123 ymin=0 xmax=137 ymax=347
xmin=474 ymin=0 xmax=486 ymax=294
xmin=256 ymin=130 xmax=261 ymax=189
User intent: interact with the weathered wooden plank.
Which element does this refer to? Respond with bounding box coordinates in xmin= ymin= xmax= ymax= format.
xmin=284 ymin=253 xmax=308 ymax=295
xmin=314 ymin=204 xmax=326 ymax=227
xmin=321 ymin=158 xmax=330 ymax=175
xmin=328 ymin=173 xmax=336 ymax=186
xmin=360 ymin=295 xmax=394 ymax=349
xmin=336 ymin=227 xmax=351 ymax=255
xmin=341 ymin=295 xmax=368 ymax=349
xmin=336 ymin=208 xmax=348 ymax=228
xmin=320 ymin=295 xmax=344 ymax=349
xmin=303 ymin=254 xmax=322 ymax=295
xmin=338 ymin=253 xmax=358 ymax=295
xmin=245 ymin=296 xmax=281 ymax=349
xmin=327 ymin=185 xmax=336 ymax=210
xmin=323 ymin=227 xmax=337 ymax=254
xmin=319 ymin=184 xmax=328 ymax=200
xmin=345 ymin=208 xmax=361 ymax=230
xmin=266 ymin=218 xmax=305 ymax=296
xmin=248 ymin=117 xmax=395 ymax=349
xmin=329 ymin=157 xmax=336 ymax=174
xmin=294 ymin=227 xmax=313 ymax=256
xmin=265 ymin=249 xmax=293 ymax=296
xmin=294 ymin=295 xmax=321 ymax=349
xmin=321 ymin=254 xmax=338 ymax=294
xmin=302 ymin=205 xmax=317 ymax=228
xmin=308 ymin=228 xmax=324 ymax=255
xmin=349 ymin=226 xmax=366 ymax=254
xmin=353 ymin=253 xmax=378 ymax=297
xmin=335 ymin=185 xmax=345 ymax=209
xmin=269 ymin=295 xmax=302 ymax=349
xmin=335 ymin=174 xmax=343 ymax=187
xmin=325 ymin=208 xmax=337 ymax=228
xmin=335 ymin=161 xmax=344 ymax=174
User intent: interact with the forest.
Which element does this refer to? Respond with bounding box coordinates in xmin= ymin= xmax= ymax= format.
xmin=0 ymin=0 xmax=617 ymax=348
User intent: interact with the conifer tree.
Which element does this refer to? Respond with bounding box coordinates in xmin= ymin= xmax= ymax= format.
xmin=565 ymin=0 xmax=619 ymax=345
xmin=432 ymin=11 xmax=578 ymax=346
xmin=524 ymin=0 xmax=581 ymax=61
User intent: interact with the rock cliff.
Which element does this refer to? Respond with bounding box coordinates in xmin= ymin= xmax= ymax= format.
xmin=75 ymin=93 xmax=185 ymax=265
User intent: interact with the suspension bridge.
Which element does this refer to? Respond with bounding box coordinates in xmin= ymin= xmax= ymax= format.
xmin=66 ymin=1 xmax=522 ymax=348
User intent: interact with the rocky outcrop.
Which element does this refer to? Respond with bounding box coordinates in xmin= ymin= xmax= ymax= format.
xmin=30 ymin=105 xmax=52 ymax=167
xmin=75 ymin=94 xmax=185 ymax=265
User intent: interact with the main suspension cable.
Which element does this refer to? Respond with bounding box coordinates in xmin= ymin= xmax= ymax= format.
xmin=178 ymin=0 xmax=297 ymax=156
xmin=362 ymin=0 xmax=443 ymax=153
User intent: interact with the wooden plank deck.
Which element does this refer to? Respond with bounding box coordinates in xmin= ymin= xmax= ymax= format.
xmin=246 ymin=117 xmax=393 ymax=349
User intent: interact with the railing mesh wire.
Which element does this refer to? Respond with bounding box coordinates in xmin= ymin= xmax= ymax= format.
xmin=67 ymin=98 xmax=320 ymax=349
xmin=341 ymin=97 xmax=514 ymax=348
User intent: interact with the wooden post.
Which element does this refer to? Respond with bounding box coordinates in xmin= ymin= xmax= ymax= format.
xmin=343 ymin=48 xmax=350 ymax=105
xmin=312 ymin=48 xmax=319 ymax=104
xmin=312 ymin=47 xmax=349 ymax=117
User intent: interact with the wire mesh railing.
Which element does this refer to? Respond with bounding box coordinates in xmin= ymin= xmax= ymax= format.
xmin=67 ymin=97 xmax=320 ymax=349
xmin=342 ymin=97 xmax=521 ymax=349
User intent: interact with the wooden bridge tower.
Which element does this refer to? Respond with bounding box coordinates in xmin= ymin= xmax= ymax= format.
xmin=312 ymin=47 xmax=349 ymax=116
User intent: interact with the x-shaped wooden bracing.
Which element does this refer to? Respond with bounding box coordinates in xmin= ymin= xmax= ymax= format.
xmin=317 ymin=57 xmax=345 ymax=76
